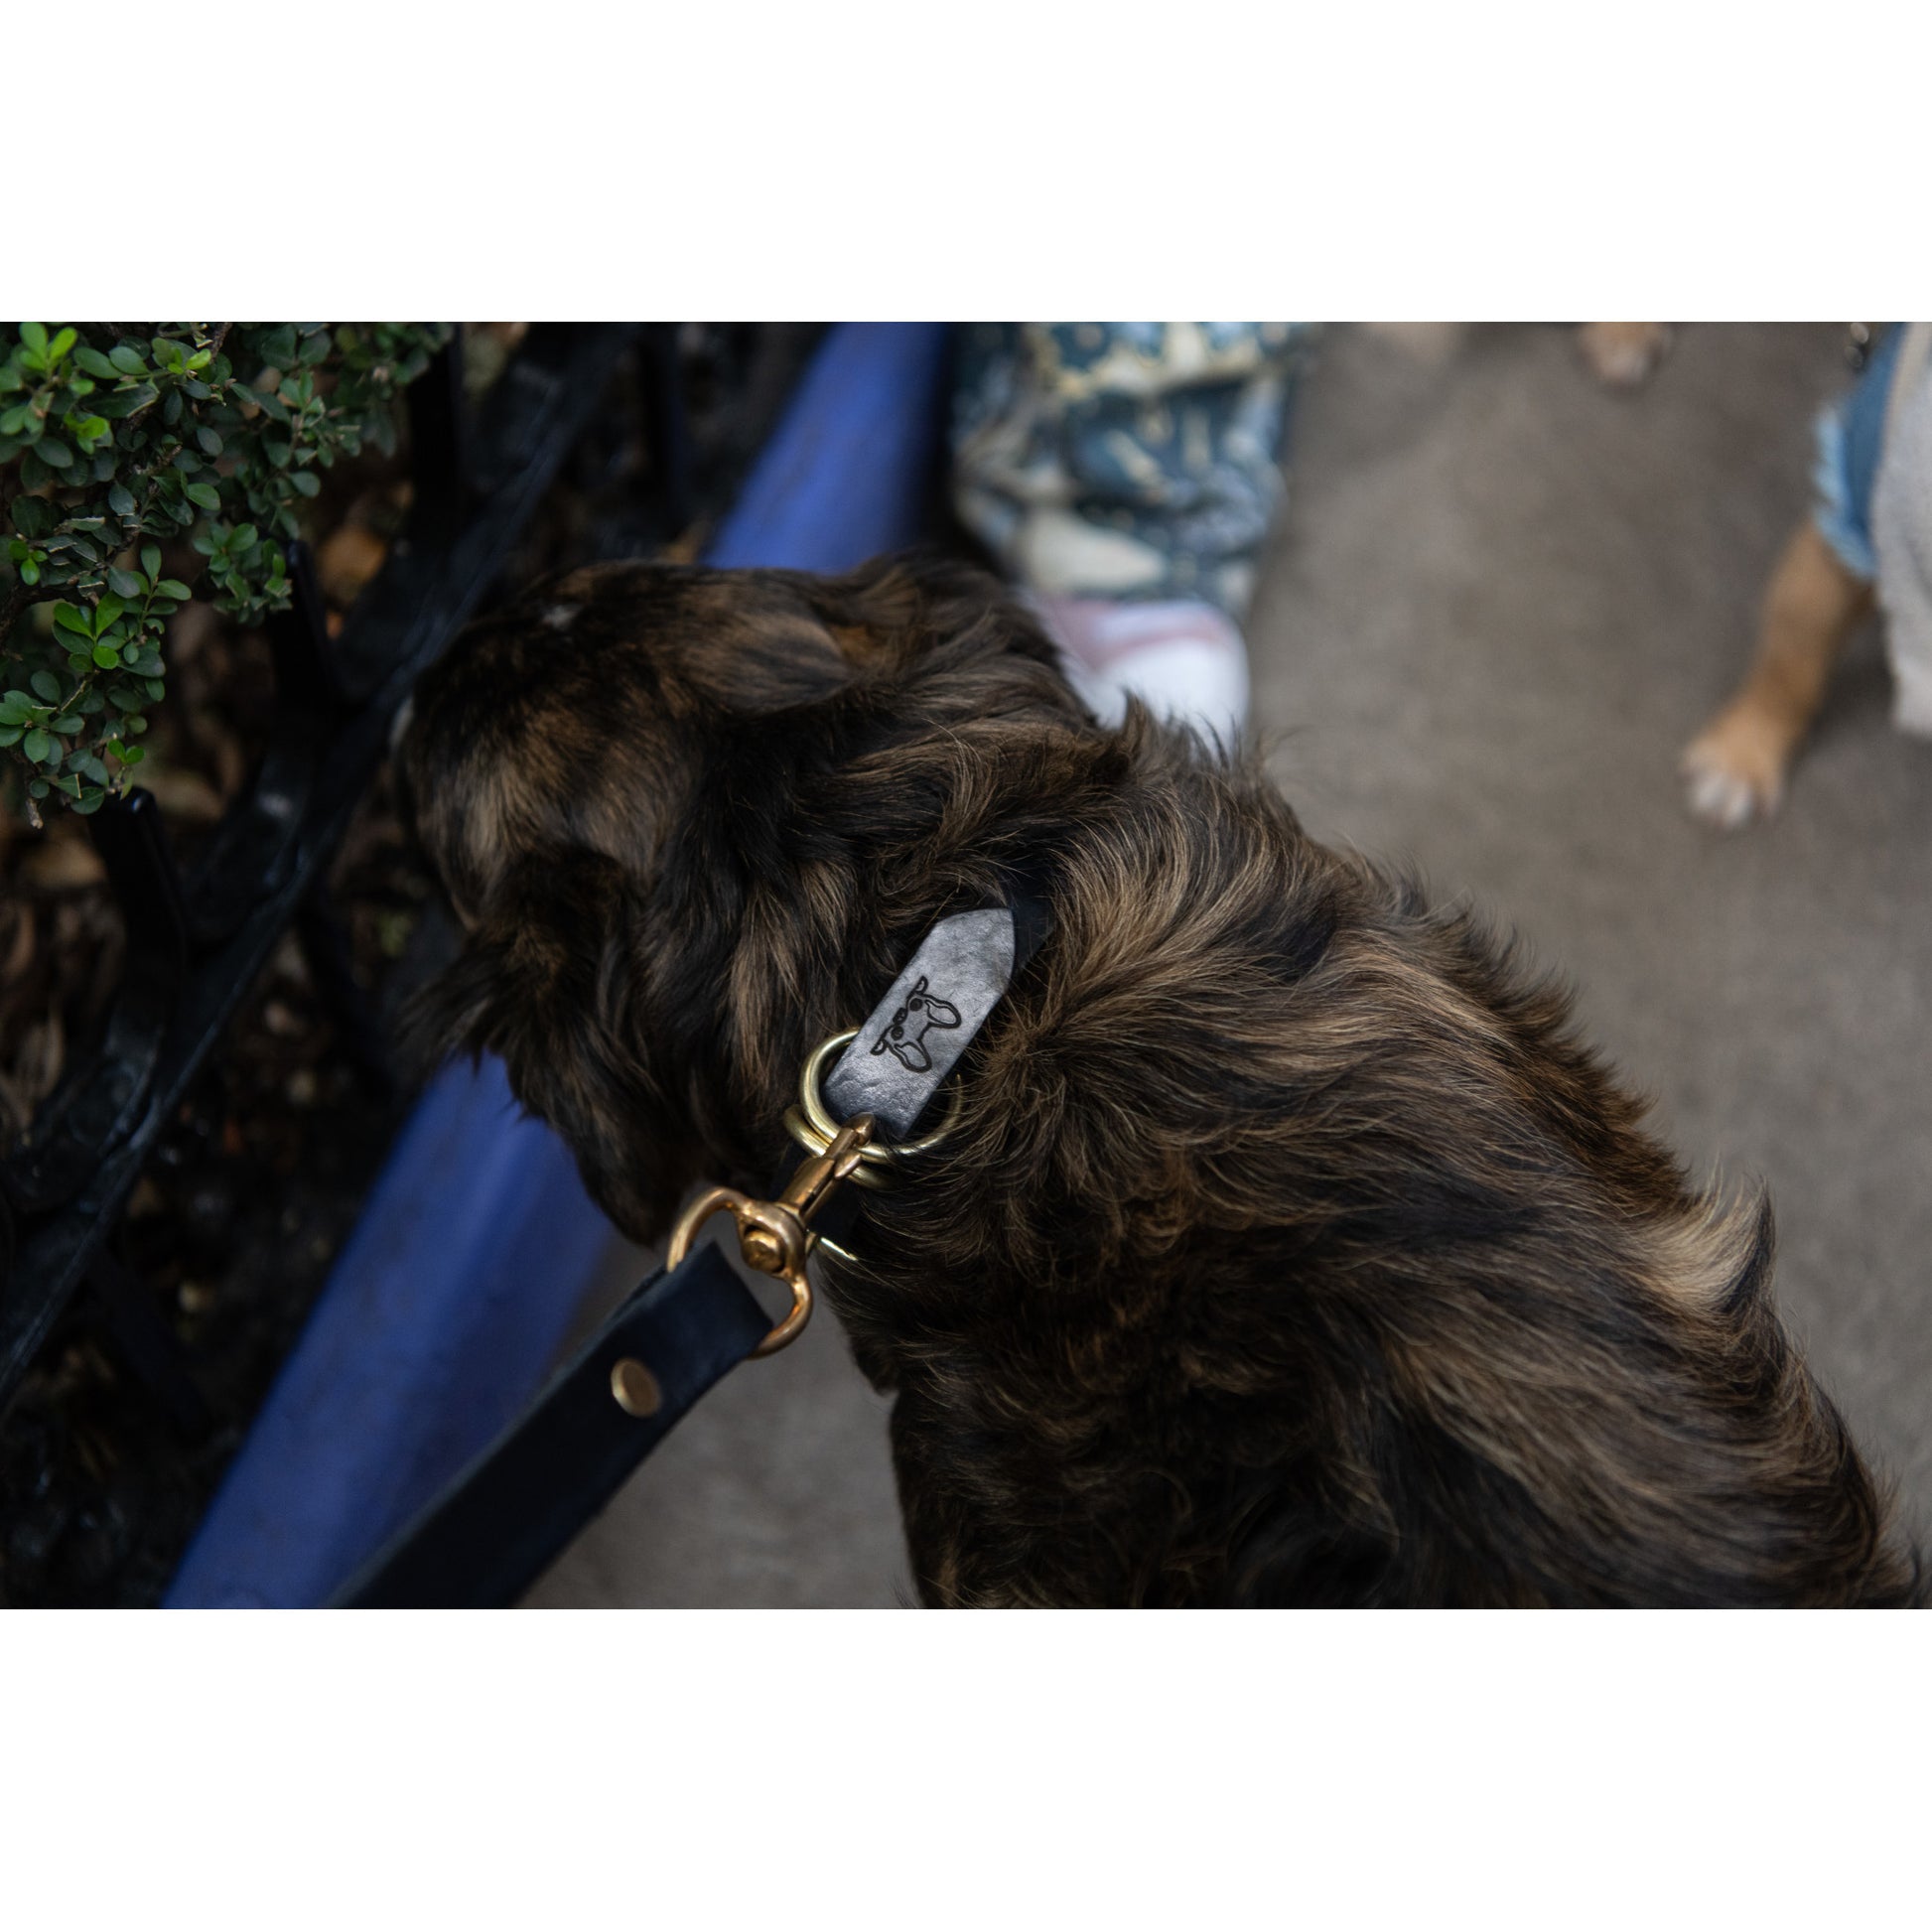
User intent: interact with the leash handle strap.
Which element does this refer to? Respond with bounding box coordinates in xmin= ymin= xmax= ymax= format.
xmin=334 ymin=1241 xmax=771 ymax=1608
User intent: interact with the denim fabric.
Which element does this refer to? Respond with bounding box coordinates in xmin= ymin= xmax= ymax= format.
xmin=1813 ymin=324 xmax=1903 ymax=582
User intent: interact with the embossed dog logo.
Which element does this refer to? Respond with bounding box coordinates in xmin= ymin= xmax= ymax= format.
xmin=872 ymin=976 xmax=961 ymax=1074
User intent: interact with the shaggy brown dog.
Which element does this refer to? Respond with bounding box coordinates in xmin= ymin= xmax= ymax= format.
xmin=400 ymin=554 xmax=1921 ymax=1607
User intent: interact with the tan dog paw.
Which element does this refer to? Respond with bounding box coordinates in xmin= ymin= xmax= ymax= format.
xmin=1580 ymin=322 xmax=1673 ymax=387
xmin=1681 ymin=704 xmax=1793 ymax=829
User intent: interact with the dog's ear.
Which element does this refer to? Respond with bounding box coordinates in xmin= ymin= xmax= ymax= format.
xmin=403 ymin=846 xmax=690 ymax=1241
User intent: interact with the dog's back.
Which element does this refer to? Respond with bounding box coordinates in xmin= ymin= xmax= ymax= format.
xmin=404 ymin=556 xmax=1923 ymax=1607
xmin=822 ymin=718 xmax=1919 ymax=1605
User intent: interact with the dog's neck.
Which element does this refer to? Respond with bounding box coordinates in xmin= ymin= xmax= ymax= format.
xmin=674 ymin=703 xmax=1120 ymax=1170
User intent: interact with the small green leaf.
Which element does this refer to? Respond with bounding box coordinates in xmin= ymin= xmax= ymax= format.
xmin=74 ymin=346 xmax=118 ymax=379
xmin=95 ymin=592 xmax=126 ymax=628
xmin=27 ymin=779 xmax=49 ymax=799
xmin=30 ymin=670 xmax=62 ymax=701
xmin=290 ymin=469 xmax=321 ymax=497
xmin=156 ymin=578 xmax=193 ymax=600
xmin=107 ymin=566 xmax=143 ymax=598
xmin=22 ymin=728 xmax=52 ymax=762
xmin=185 ymin=481 xmax=221 ymax=511
xmin=108 ymin=483 xmax=137 ymax=518
xmin=0 ymin=725 xmax=22 ymax=748
xmin=109 ymin=344 xmax=147 ymax=375
xmin=143 ymin=677 xmax=166 ymax=701
xmin=52 ymin=603 xmax=91 ymax=635
xmin=92 ymin=643 xmax=122 ymax=669
xmin=21 ymin=322 xmax=48 ymax=353
xmin=141 ymin=543 xmax=162 ymax=578
xmin=50 ymin=713 xmax=82 ymax=733
xmin=95 ymin=383 xmax=157 ymax=419
xmin=38 ymin=438 xmax=73 ymax=469
xmin=50 ymin=328 xmax=78 ymax=361
xmin=196 ymin=426 xmax=223 ymax=456
xmin=118 ymin=744 xmax=145 ymax=765
xmin=72 ymin=789 xmax=104 ymax=815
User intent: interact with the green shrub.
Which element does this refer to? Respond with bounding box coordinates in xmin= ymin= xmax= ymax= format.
xmin=0 ymin=322 xmax=451 ymax=824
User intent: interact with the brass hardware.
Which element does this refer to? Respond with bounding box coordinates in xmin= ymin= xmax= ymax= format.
xmin=787 ymin=1028 xmax=964 ymax=1183
xmin=610 ymin=1357 xmax=662 ymax=1417
xmin=664 ymin=1115 xmax=875 ymax=1358
xmin=664 ymin=1026 xmax=954 ymax=1351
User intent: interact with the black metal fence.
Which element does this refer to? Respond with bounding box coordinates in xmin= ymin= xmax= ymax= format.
xmin=0 ymin=322 xmax=817 ymax=1414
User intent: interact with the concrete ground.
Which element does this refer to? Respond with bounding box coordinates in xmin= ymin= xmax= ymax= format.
xmin=526 ymin=322 xmax=1932 ymax=1607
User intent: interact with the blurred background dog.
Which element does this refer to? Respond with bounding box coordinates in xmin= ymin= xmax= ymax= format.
xmin=1684 ymin=323 xmax=1932 ymax=827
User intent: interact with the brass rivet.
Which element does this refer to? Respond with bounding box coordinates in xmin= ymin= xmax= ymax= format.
xmin=610 ymin=1357 xmax=661 ymax=1417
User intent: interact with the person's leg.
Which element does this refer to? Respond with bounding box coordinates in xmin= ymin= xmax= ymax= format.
xmin=950 ymin=323 xmax=1310 ymax=744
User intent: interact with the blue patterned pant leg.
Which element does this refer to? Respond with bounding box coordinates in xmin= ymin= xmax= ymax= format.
xmin=949 ymin=323 xmax=1314 ymax=620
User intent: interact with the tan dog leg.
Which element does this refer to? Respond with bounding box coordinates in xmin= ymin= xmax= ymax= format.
xmin=1580 ymin=322 xmax=1673 ymax=386
xmin=1681 ymin=520 xmax=1872 ymax=829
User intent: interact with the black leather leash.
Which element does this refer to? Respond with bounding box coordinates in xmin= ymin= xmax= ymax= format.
xmin=334 ymin=885 xmax=1048 ymax=1609
xmin=336 ymin=1243 xmax=770 ymax=1607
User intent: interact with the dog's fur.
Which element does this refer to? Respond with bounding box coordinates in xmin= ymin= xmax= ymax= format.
xmin=402 ymin=554 xmax=1920 ymax=1606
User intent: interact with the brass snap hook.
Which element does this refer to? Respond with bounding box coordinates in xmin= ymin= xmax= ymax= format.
xmin=661 ymin=1114 xmax=875 ymax=1360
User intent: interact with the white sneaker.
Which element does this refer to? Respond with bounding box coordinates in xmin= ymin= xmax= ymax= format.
xmin=1033 ymin=595 xmax=1250 ymax=750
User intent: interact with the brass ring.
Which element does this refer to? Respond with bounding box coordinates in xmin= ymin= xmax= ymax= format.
xmin=784 ymin=1107 xmax=895 ymax=1188
xmin=798 ymin=1028 xmax=965 ymax=1162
